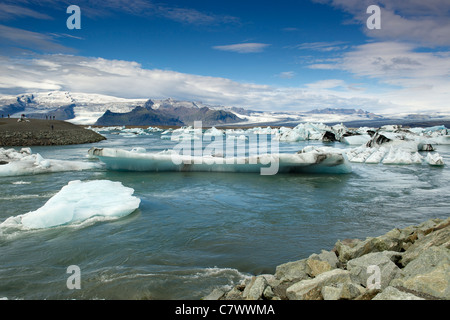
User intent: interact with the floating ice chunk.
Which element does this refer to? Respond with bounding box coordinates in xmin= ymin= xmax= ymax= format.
xmin=348 ymin=147 xmax=375 ymax=163
xmin=204 ymin=127 xmax=224 ymax=136
xmin=0 ymin=148 xmax=102 ymax=177
xmin=382 ymin=147 xmax=422 ymax=165
xmin=433 ymin=135 xmax=450 ymax=145
xmin=426 ymin=153 xmax=445 ymax=166
xmin=88 ymin=147 xmax=352 ymax=174
xmin=146 ymin=126 xmax=163 ymax=132
xmin=365 ymin=147 xmax=387 ymax=164
xmin=131 ymin=147 xmax=147 ymax=153
xmin=274 ymin=123 xmax=332 ymax=142
xmin=342 ymin=134 xmax=371 ymax=145
xmin=226 ymin=135 xmax=248 ymax=141
xmin=1 ymin=180 xmax=140 ymax=230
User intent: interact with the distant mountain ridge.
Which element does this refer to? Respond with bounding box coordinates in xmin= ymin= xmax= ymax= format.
xmin=95 ymin=99 xmax=243 ymax=126
xmin=306 ymin=108 xmax=383 ymax=119
xmin=1 ymin=91 xmax=449 ymax=127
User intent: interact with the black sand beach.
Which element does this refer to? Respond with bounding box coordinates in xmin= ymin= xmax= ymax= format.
xmin=0 ymin=118 xmax=106 ymax=146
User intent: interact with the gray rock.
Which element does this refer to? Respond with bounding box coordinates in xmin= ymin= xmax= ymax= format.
xmin=393 ymin=246 xmax=450 ymax=299
xmin=321 ymin=285 xmax=342 ymax=300
xmin=306 ymin=259 xmax=333 ymax=277
xmin=321 ymin=282 xmax=364 ymax=300
xmin=401 ymin=246 xmax=450 ymax=279
xmin=223 ymin=287 xmax=244 ymax=300
xmin=334 ymin=238 xmax=366 ymax=264
xmin=263 ymin=285 xmax=275 ymax=300
xmin=339 ymin=282 xmax=365 ymax=299
xmin=242 ymin=275 xmax=268 ymax=300
xmin=372 ymin=286 xmax=424 ymax=300
xmin=335 ymin=226 xmax=416 ymax=264
xmin=274 ymin=259 xmax=310 ymax=282
xmin=286 ymin=269 xmax=352 ymax=300
xmin=308 ymin=250 xmax=339 ymax=268
xmin=346 ymin=251 xmax=401 ymax=290
xmin=401 ymin=218 xmax=450 ymax=266
xmin=353 ymin=288 xmax=382 ymax=300
xmin=203 ymin=288 xmax=226 ymax=300
xmin=397 ymin=263 xmax=449 ymax=299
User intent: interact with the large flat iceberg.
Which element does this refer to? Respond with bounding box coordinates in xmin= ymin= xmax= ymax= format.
xmin=0 ymin=148 xmax=102 ymax=177
xmin=88 ymin=147 xmax=352 ymax=174
xmin=0 ymin=180 xmax=140 ymax=230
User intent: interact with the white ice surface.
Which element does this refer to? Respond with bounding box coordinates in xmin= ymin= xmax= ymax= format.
xmin=88 ymin=147 xmax=352 ymax=174
xmin=0 ymin=180 xmax=140 ymax=229
xmin=0 ymin=148 xmax=102 ymax=177
xmin=426 ymin=152 xmax=445 ymax=166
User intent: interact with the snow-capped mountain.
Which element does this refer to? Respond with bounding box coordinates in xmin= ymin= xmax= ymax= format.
xmin=0 ymin=91 xmax=243 ymax=126
xmin=0 ymin=91 xmax=147 ymax=124
xmin=1 ymin=91 xmax=448 ymax=127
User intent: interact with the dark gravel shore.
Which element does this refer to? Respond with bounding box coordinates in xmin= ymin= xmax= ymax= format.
xmin=0 ymin=118 xmax=106 ymax=146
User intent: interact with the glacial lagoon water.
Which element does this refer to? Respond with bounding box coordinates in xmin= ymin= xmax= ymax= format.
xmin=1 ymin=129 xmax=449 ymax=299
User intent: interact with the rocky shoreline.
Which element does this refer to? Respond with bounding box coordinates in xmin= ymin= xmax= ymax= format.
xmin=204 ymin=217 xmax=450 ymax=300
xmin=0 ymin=118 xmax=106 ymax=146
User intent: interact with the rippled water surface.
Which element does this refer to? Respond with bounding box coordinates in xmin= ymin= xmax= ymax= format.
xmin=1 ymin=131 xmax=449 ymax=299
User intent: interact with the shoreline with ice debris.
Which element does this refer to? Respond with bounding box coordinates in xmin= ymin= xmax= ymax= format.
xmin=0 ymin=118 xmax=106 ymax=146
xmin=204 ymin=217 xmax=450 ymax=300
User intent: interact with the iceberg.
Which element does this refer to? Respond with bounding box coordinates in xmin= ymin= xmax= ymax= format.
xmin=426 ymin=152 xmax=445 ymax=166
xmin=88 ymin=147 xmax=352 ymax=174
xmin=0 ymin=148 xmax=102 ymax=177
xmin=340 ymin=125 xmax=449 ymax=165
xmin=381 ymin=147 xmax=423 ymax=165
xmin=275 ymin=123 xmax=330 ymax=142
xmin=364 ymin=147 xmax=387 ymax=164
xmin=0 ymin=180 xmax=140 ymax=230
xmin=342 ymin=134 xmax=371 ymax=146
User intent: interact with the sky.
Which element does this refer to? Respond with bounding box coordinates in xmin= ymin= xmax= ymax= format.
xmin=0 ymin=0 xmax=449 ymax=115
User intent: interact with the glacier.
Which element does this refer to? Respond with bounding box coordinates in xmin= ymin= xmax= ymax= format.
xmin=0 ymin=180 xmax=140 ymax=230
xmin=87 ymin=146 xmax=353 ymax=175
xmin=0 ymin=148 xmax=102 ymax=177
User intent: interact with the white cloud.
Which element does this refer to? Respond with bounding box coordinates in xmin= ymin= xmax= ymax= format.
xmin=313 ymin=0 xmax=450 ymax=46
xmin=0 ymin=3 xmax=53 ymax=20
xmin=1 ymin=0 xmax=240 ymax=25
xmin=0 ymin=25 xmax=74 ymax=53
xmin=0 ymin=53 xmax=420 ymax=114
xmin=213 ymin=43 xmax=271 ymax=53
xmin=292 ymin=41 xmax=348 ymax=52
xmin=306 ymin=79 xmax=346 ymax=90
xmin=277 ymin=71 xmax=296 ymax=79
xmin=306 ymin=41 xmax=450 ymax=113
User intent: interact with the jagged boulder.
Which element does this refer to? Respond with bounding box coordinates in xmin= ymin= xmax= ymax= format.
xmin=346 ymin=251 xmax=402 ymax=290
xmin=392 ymin=246 xmax=450 ymax=299
xmin=285 ymin=269 xmax=353 ymax=300
xmin=321 ymin=282 xmax=365 ymax=300
xmin=372 ymin=286 xmax=424 ymax=300
xmin=210 ymin=217 xmax=450 ymax=301
xmin=274 ymin=259 xmax=310 ymax=283
xmin=242 ymin=275 xmax=269 ymax=300
xmin=308 ymin=250 xmax=339 ymax=268
xmin=400 ymin=217 xmax=450 ymax=266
